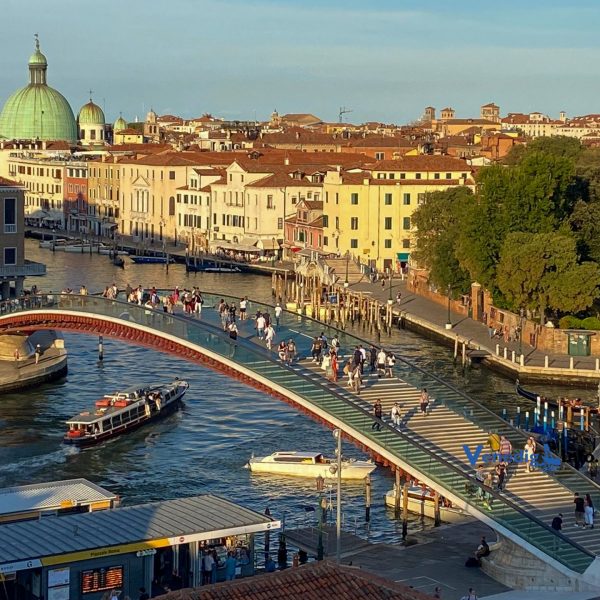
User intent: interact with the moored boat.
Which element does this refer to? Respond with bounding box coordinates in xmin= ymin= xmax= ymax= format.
xmin=99 ymin=248 xmax=129 ymax=256
xmin=64 ymin=379 xmax=189 ymax=447
xmin=515 ymin=379 xmax=598 ymax=415
xmin=247 ymin=451 xmax=376 ymax=479
xmin=186 ymin=260 xmax=241 ymax=273
xmin=39 ymin=239 xmax=69 ymax=249
xmin=130 ymin=255 xmax=174 ymax=264
xmin=63 ymin=243 xmax=107 ymax=253
xmin=384 ymin=485 xmax=467 ymax=523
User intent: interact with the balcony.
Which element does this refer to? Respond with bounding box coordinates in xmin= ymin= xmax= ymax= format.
xmin=0 ymin=260 xmax=46 ymax=279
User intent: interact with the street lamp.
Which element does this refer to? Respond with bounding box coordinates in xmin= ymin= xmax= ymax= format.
xmin=519 ymin=308 xmax=525 ymax=356
xmin=388 ymin=267 xmax=393 ymax=305
xmin=344 ymin=254 xmax=349 ymax=289
xmin=445 ymin=283 xmax=453 ymax=330
xmin=330 ymin=428 xmax=342 ymax=563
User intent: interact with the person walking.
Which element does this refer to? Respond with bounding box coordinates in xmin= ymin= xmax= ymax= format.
xmin=265 ymin=324 xmax=275 ymax=350
xmin=524 ymin=437 xmax=536 ymax=472
xmin=277 ymin=341 xmax=287 ymax=362
xmin=239 ymin=297 xmax=247 ymax=320
xmin=499 ymin=436 xmax=512 ymax=461
xmin=391 ymin=402 xmax=401 ymax=428
xmin=344 ymin=358 xmax=354 ymax=387
xmin=495 ymin=463 xmax=506 ymax=491
xmin=256 ymin=313 xmax=266 ymax=340
xmin=585 ymin=493 xmax=595 ymax=529
xmin=385 ymin=352 xmax=396 ymax=378
xmin=351 ymin=363 xmax=362 ymax=394
xmin=311 ymin=336 xmax=323 ymax=363
xmin=369 ymin=345 xmax=377 ymax=374
xmin=376 ymin=349 xmax=387 ymax=378
xmin=574 ymin=492 xmax=586 ymax=527
xmin=372 ymin=399 xmax=383 ymax=431
xmin=274 ymin=303 xmax=283 ymax=328
xmin=329 ymin=350 xmax=338 ymax=382
xmin=286 ymin=339 xmax=297 ymax=365
xmin=551 ymin=512 xmax=563 ymax=550
xmin=460 ymin=588 xmax=478 ymax=600
xmin=419 ymin=388 xmax=430 ymax=416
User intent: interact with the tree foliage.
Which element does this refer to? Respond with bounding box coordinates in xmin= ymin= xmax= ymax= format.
xmin=496 ymin=232 xmax=600 ymax=320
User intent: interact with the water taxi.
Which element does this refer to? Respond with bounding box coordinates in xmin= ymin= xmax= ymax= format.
xmin=384 ymin=485 xmax=467 ymax=523
xmin=64 ymin=379 xmax=189 ymax=447
xmin=247 ymin=451 xmax=376 ymax=479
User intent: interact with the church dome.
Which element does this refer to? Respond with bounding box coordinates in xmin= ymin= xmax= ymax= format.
xmin=0 ymin=37 xmax=77 ymax=143
xmin=78 ymin=100 xmax=105 ymax=125
xmin=114 ymin=115 xmax=127 ymax=132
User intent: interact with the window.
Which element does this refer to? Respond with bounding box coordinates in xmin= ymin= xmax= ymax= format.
xmin=298 ymin=230 xmax=305 ymax=242
xmin=322 ymin=215 xmax=329 ymax=227
xmin=417 ymin=193 xmax=426 ymax=205
xmin=384 ymin=239 xmax=392 ymax=249
xmin=400 ymin=173 xmax=406 ymax=179
xmin=377 ymin=173 xmax=385 ymax=179
xmin=350 ymin=217 xmax=359 ymax=230
xmin=3 ymin=247 xmax=16 ymax=265
xmin=434 ymin=173 xmax=440 ymax=180
xmin=384 ymin=193 xmax=392 ymax=205
xmin=335 ymin=193 xmax=339 ymax=205
xmin=389 ymin=173 xmax=395 ymax=180
xmin=350 ymin=193 xmax=358 ymax=205
xmin=384 ymin=217 xmax=392 ymax=230
xmin=415 ymin=173 xmax=422 ymax=180
xmin=403 ymin=217 xmax=411 ymax=230
xmin=350 ymin=239 xmax=358 ymax=249
xmin=169 ymin=171 xmax=175 ymax=180
xmin=4 ymin=198 xmax=16 ymax=233
xmin=375 ymin=152 xmax=384 ymax=160
xmin=403 ymin=193 xmax=410 ymax=205
xmin=267 ymin=195 xmax=274 ymax=209
xmin=335 ymin=217 xmax=339 ymax=230
xmin=446 ymin=173 xmax=452 ymax=179
xmin=277 ymin=218 xmax=283 ymax=229
xmin=169 ymin=197 xmax=175 ymax=216
xmin=323 ymin=235 xmax=329 ymax=246
xmin=402 ymin=239 xmax=411 ymax=248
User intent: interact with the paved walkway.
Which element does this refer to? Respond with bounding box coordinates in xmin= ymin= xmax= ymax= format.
xmin=345 ymin=277 xmax=600 ymax=376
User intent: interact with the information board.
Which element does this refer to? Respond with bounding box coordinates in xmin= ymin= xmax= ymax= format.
xmin=80 ymin=566 xmax=123 ymax=594
xmin=48 ymin=567 xmax=70 ymax=588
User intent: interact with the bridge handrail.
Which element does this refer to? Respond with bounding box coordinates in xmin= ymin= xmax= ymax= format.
xmin=194 ymin=292 xmax=600 ymax=499
xmin=0 ymin=294 xmax=594 ymax=571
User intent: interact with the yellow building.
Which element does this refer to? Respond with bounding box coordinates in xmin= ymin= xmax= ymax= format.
xmin=86 ymin=155 xmax=125 ymax=237
xmin=322 ymin=156 xmax=475 ymax=271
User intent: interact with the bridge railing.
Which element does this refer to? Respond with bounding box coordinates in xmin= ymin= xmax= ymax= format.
xmin=0 ymin=294 xmax=595 ymax=574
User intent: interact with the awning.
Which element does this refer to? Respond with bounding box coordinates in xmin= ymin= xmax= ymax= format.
xmin=256 ymin=239 xmax=281 ymax=250
xmin=26 ymin=209 xmax=49 ymax=219
xmin=210 ymin=240 xmax=262 ymax=253
xmin=397 ymin=252 xmax=410 ymax=261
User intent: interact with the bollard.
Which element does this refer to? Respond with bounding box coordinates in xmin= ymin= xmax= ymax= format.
xmin=544 ymin=401 xmax=548 ymax=424
xmin=503 ymin=347 xmax=508 ymax=360
xmin=98 ymin=335 xmax=104 ymax=361
xmin=365 ymin=475 xmax=371 ymax=523
xmin=543 ymin=414 xmax=547 ymax=433
xmin=454 ymin=336 xmax=459 ymax=360
xmin=570 ymin=356 xmax=574 ymax=370
xmin=544 ymin=355 xmax=549 ymax=368
xmin=496 ymin=344 xmax=500 ymax=356
xmin=520 ymin=354 xmax=525 ymax=367
xmin=511 ymin=350 xmax=516 ymax=363
xmin=516 ymin=406 xmax=521 ymax=428
xmin=580 ymin=411 xmax=585 ymax=431
xmin=462 ymin=342 xmax=467 ymax=366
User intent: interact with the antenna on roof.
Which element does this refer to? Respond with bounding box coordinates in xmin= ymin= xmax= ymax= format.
xmin=339 ymin=106 xmax=353 ymax=123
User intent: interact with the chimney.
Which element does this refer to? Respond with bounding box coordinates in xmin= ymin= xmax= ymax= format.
xmin=284 ymin=157 xmax=290 ymax=166
xmin=295 ymin=131 xmax=300 ymax=140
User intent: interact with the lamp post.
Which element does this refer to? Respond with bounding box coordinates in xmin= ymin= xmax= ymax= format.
xmin=51 ymin=227 xmax=56 ymax=252
xmin=445 ymin=283 xmax=453 ymax=330
xmin=331 ymin=428 xmax=342 ymax=563
xmin=272 ymin=237 xmax=276 ymax=266
xmin=388 ymin=267 xmax=393 ymax=305
xmin=344 ymin=253 xmax=349 ymax=289
xmin=519 ymin=308 xmax=525 ymax=356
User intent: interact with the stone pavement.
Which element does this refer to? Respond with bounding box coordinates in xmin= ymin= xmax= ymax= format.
xmin=342 ymin=521 xmax=509 ymax=599
xmin=345 ymin=277 xmax=600 ymax=376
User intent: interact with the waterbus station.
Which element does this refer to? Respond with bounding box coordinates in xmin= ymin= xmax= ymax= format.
xmin=0 ymin=494 xmax=280 ymax=600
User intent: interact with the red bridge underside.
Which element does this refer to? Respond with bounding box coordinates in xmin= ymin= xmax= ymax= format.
xmin=0 ymin=312 xmax=403 ymax=475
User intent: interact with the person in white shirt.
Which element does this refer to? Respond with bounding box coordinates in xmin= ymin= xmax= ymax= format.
xmin=274 ymin=303 xmax=283 ymax=327
xmin=265 ymin=324 xmax=275 ymax=349
xmin=239 ymin=298 xmax=247 ymax=320
xmin=391 ymin=402 xmax=401 ymax=427
xmin=377 ymin=349 xmax=387 ymax=378
xmin=256 ymin=314 xmax=266 ymax=339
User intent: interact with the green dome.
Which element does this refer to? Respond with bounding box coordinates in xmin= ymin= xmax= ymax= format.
xmin=78 ymin=100 xmax=105 ymax=125
xmin=0 ymin=38 xmax=77 ymax=143
xmin=28 ymin=49 xmax=47 ymax=66
xmin=114 ymin=116 xmax=127 ymax=131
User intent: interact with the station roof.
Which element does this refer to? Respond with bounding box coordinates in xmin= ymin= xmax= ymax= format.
xmin=0 ymin=479 xmax=117 ymax=517
xmin=0 ymin=495 xmax=279 ymax=568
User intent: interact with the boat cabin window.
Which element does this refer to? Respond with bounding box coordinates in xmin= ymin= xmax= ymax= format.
xmin=111 ymin=415 xmax=121 ymax=428
xmin=273 ymin=456 xmax=313 ymax=463
xmin=102 ymin=419 xmax=110 ymax=431
xmin=121 ymin=410 xmax=131 ymax=424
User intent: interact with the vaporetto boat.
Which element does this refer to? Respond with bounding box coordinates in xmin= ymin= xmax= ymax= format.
xmin=246 ymin=451 xmax=376 ymax=479
xmin=64 ymin=379 xmax=189 ymax=447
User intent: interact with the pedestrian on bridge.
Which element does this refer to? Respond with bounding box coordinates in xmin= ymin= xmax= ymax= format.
xmin=369 ymin=345 xmax=377 ymax=374
xmin=376 ymin=349 xmax=387 ymax=378
xmin=460 ymin=588 xmax=478 ymax=600
xmin=574 ymin=492 xmax=585 ymax=527
xmin=372 ymin=399 xmax=383 ymax=431
xmin=585 ymin=493 xmax=594 ymax=529
xmin=391 ymin=402 xmax=401 ymax=428
xmin=385 ymin=352 xmax=396 ymax=378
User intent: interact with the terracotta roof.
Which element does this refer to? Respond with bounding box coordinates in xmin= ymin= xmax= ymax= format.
xmin=158 ymin=114 xmax=184 ymax=123
xmin=108 ymin=143 xmax=171 ymax=154
xmin=115 ymin=128 xmax=142 ymax=135
xmin=444 ymin=118 xmax=497 ymax=125
xmin=309 ymin=215 xmax=324 ymax=228
xmin=0 ymin=176 xmax=21 ymax=187
xmin=369 ymin=156 xmax=470 ymax=171
xmin=245 ymin=172 xmax=321 ymax=188
xmin=157 ymin=561 xmax=430 ymax=600
xmin=302 ymin=200 xmax=323 ymax=210
xmin=349 ymin=137 xmax=416 ymax=148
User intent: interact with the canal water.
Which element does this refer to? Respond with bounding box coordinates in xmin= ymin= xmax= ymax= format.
xmin=0 ymin=240 xmax=594 ymax=545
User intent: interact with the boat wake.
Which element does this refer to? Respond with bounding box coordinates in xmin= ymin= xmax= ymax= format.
xmin=0 ymin=447 xmax=74 ymax=477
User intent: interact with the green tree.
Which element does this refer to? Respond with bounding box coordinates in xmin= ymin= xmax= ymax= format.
xmin=569 ymin=199 xmax=600 ymax=262
xmin=411 ymin=187 xmax=471 ymax=292
xmin=496 ymin=232 xmax=600 ymax=321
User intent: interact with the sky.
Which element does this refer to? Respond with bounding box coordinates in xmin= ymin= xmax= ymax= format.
xmin=1 ymin=0 xmax=599 ymax=124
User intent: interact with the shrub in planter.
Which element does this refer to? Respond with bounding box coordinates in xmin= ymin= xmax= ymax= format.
xmin=559 ymin=315 xmax=582 ymax=329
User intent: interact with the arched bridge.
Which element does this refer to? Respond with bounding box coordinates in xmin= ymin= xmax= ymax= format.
xmin=1 ymin=293 xmax=600 ymax=588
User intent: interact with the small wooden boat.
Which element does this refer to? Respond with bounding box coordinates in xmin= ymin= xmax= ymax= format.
xmin=384 ymin=485 xmax=467 ymax=523
xmin=112 ymin=256 xmax=125 ymax=268
xmin=130 ymin=255 xmax=174 ymax=264
xmin=186 ymin=260 xmax=241 ymax=273
xmin=247 ymin=451 xmax=376 ymax=479
xmin=64 ymin=379 xmax=189 ymax=447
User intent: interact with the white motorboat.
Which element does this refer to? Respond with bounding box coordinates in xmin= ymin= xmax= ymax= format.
xmin=98 ymin=248 xmax=129 ymax=256
xmin=247 ymin=451 xmax=376 ymax=479
xmin=39 ymin=239 xmax=68 ymax=249
xmin=384 ymin=485 xmax=467 ymax=523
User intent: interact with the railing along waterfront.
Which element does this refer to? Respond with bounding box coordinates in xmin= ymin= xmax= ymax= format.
xmin=0 ymin=293 xmax=596 ymax=573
